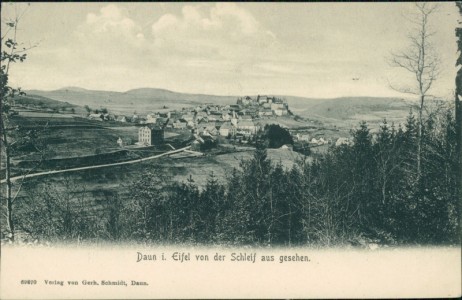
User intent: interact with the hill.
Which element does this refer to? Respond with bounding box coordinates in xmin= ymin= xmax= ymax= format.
xmin=11 ymin=94 xmax=86 ymax=114
xmin=25 ymin=87 xmax=416 ymax=129
xmin=289 ymin=96 xmax=417 ymax=131
xmin=26 ymin=87 xmax=238 ymax=114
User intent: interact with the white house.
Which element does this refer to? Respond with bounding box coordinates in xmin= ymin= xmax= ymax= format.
xmin=237 ymin=120 xmax=257 ymax=134
xmin=219 ymin=122 xmax=234 ymax=136
xmin=296 ymin=134 xmax=310 ymax=142
xmin=335 ymin=137 xmax=351 ymax=146
xmin=89 ymin=113 xmax=103 ymax=121
xmin=138 ymin=125 xmax=164 ymax=146
xmin=146 ymin=114 xmax=157 ymax=124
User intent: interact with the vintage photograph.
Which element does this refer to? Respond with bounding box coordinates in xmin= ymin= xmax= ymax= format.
xmin=1 ymin=1 xmax=461 ymax=298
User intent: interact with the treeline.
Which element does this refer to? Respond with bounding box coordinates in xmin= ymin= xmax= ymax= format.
xmin=10 ymin=108 xmax=460 ymax=246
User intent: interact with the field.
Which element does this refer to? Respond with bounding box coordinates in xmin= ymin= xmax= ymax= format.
xmin=10 ymin=146 xmax=308 ymax=213
xmin=4 ymin=112 xmax=192 ymax=178
xmin=289 ymin=97 xmax=417 ymax=133
xmin=12 ymin=94 xmax=86 ymax=114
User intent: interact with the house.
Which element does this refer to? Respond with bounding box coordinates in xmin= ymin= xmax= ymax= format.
xmin=197 ymin=117 xmax=209 ymax=124
xmin=258 ymin=109 xmax=273 ymax=117
xmin=89 ymin=113 xmax=103 ymax=121
xmin=201 ymin=124 xmax=218 ymax=136
xmin=296 ymin=134 xmax=310 ymax=142
xmin=273 ymin=109 xmax=284 ymax=116
xmin=257 ymin=95 xmax=269 ymax=104
xmin=186 ymin=120 xmax=195 ymax=128
xmin=138 ymin=124 xmax=164 ymax=146
xmin=117 ymin=116 xmax=127 ymax=123
xmin=335 ymin=137 xmax=351 ymax=146
xmin=173 ymin=120 xmax=187 ymax=129
xmin=146 ymin=114 xmax=157 ymax=124
xmin=191 ymin=135 xmax=217 ymax=151
xmin=271 ymin=103 xmax=285 ymax=110
xmin=181 ymin=114 xmax=194 ymax=122
xmin=237 ymin=120 xmax=257 ymax=134
xmin=219 ymin=122 xmax=234 ymax=137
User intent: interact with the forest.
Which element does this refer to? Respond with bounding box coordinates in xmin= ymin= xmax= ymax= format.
xmin=12 ymin=106 xmax=460 ymax=247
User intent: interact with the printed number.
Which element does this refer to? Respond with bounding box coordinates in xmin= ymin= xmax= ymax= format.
xmin=21 ymin=280 xmax=37 ymax=284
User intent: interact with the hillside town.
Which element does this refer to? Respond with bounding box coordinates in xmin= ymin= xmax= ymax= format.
xmin=108 ymin=95 xmax=291 ymax=146
xmin=83 ymin=95 xmax=349 ymax=149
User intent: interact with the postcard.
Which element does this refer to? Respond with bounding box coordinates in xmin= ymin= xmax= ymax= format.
xmin=1 ymin=2 xmax=461 ymax=299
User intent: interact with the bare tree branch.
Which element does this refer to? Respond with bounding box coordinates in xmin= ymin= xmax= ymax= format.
xmin=387 ymin=2 xmax=441 ymax=177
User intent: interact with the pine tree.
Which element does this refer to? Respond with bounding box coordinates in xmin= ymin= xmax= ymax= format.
xmin=351 ymin=121 xmax=375 ymax=228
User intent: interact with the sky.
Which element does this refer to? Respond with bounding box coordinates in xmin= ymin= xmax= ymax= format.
xmin=1 ymin=2 xmax=459 ymax=98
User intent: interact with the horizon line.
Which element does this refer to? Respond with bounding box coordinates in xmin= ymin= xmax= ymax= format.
xmin=24 ymin=86 xmax=420 ymax=101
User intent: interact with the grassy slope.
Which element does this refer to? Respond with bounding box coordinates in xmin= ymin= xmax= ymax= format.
xmin=12 ymin=94 xmax=86 ymax=114
xmin=13 ymin=147 xmax=307 ymax=208
xmin=26 ymin=87 xmax=237 ymax=115
xmin=291 ymin=97 xmax=416 ymax=133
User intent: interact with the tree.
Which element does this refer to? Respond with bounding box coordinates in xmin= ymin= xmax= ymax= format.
xmin=389 ymin=2 xmax=440 ymax=177
xmin=351 ymin=121 xmax=375 ymax=227
xmin=15 ymin=177 xmax=104 ymax=243
xmin=260 ymin=124 xmax=293 ymax=148
xmin=120 ymin=167 xmax=173 ymax=242
xmin=198 ymin=172 xmax=225 ymax=243
xmin=1 ymin=4 xmax=37 ymax=242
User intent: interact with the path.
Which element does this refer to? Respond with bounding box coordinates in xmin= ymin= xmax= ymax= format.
xmin=1 ymin=146 xmax=191 ymax=183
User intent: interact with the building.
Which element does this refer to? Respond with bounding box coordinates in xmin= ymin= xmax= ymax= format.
xmin=173 ymin=120 xmax=187 ymax=129
xmin=89 ymin=113 xmax=103 ymax=121
xmin=219 ymin=122 xmax=234 ymax=136
xmin=138 ymin=124 xmax=164 ymax=146
xmin=335 ymin=137 xmax=351 ymax=146
xmin=117 ymin=116 xmax=127 ymax=122
xmin=296 ymin=133 xmax=310 ymax=142
xmin=146 ymin=114 xmax=157 ymax=124
xmin=258 ymin=109 xmax=273 ymax=117
xmin=237 ymin=120 xmax=257 ymax=134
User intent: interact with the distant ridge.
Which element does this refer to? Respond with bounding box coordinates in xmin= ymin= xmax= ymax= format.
xmin=25 ymin=87 xmax=413 ymax=118
xmin=57 ymin=86 xmax=90 ymax=92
